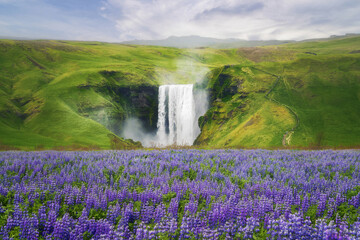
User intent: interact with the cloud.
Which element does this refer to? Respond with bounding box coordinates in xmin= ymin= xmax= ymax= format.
xmin=0 ymin=0 xmax=359 ymax=41
xmin=194 ymin=2 xmax=264 ymax=20
xmin=103 ymin=0 xmax=360 ymax=41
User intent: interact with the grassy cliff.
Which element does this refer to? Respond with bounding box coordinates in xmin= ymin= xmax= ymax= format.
xmin=0 ymin=36 xmax=359 ymax=149
xmin=0 ymin=40 xmax=242 ymax=149
xmin=196 ymin=36 xmax=360 ymax=148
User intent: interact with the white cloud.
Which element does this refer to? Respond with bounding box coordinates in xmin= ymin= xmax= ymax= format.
xmin=1 ymin=0 xmax=359 ymax=41
xmin=102 ymin=0 xmax=360 ymax=41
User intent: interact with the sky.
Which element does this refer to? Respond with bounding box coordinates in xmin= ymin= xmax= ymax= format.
xmin=0 ymin=0 xmax=360 ymax=42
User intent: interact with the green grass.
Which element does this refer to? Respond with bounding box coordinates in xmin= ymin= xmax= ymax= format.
xmin=195 ymin=65 xmax=295 ymax=148
xmin=0 ymin=40 xmax=242 ymax=149
xmin=0 ymin=36 xmax=360 ymax=149
xmin=195 ymin=37 xmax=360 ymax=148
xmin=270 ymin=56 xmax=360 ymax=147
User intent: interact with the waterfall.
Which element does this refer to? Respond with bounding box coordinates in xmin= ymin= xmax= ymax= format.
xmin=156 ymin=84 xmax=197 ymax=146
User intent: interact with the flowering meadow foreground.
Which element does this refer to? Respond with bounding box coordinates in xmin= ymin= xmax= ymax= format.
xmin=0 ymin=150 xmax=360 ymax=239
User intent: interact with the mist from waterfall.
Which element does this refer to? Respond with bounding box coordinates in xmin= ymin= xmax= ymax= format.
xmin=156 ymin=84 xmax=195 ymax=146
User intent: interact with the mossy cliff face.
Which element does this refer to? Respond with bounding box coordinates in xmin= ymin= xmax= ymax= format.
xmin=116 ymin=85 xmax=158 ymax=131
xmin=93 ymin=85 xmax=158 ymax=135
xmin=76 ymin=70 xmax=159 ymax=140
xmin=194 ymin=65 xmax=295 ymax=148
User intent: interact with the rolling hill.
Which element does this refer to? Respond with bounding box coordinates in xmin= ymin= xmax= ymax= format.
xmin=122 ymin=35 xmax=294 ymax=49
xmin=0 ymin=35 xmax=359 ymax=149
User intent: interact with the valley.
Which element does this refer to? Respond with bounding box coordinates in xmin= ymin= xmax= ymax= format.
xmin=0 ymin=35 xmax=359 ymax=149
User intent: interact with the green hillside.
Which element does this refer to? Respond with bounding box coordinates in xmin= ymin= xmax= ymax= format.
xmin=196 ymin=36 xmax=360 ymax=148
xmin=0 ymin=36 xmax=359 ymax=149
xmin=0 ymin=40 xmax=242 ymax=149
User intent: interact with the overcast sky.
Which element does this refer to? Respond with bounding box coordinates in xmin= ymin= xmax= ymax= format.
xmin=1 ymin=0 xmax=360 ymax=41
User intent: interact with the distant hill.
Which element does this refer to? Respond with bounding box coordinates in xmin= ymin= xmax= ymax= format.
xmin=299 ymin=33 xmax=360 ymax=43
xmin=122 ymin=35 xmax=294 ymax=48
xmin=3 ymin=34 xmax=359 ymax=49
xmin=122 ymin=34 xmax=360 ymax=49
xmin=0 ymin=36 xmax=33 ymax=40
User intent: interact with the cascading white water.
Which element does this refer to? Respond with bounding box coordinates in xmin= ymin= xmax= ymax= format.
xmin=156 ymin=84 xmax=197 ymax=146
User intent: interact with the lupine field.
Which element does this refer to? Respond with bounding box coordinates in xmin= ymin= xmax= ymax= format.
xmin=0 ymin=150 xmax=360 ymax=239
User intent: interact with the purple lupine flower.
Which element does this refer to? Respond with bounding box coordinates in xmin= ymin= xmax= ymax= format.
xmin=53 ymin=213 xmax=72 ymax=239
xmin=0 ymin=150 xmax=359 ymax=238
xmin=44 ymin=209 xmax=57 ymax=236
xmin=19 ymin=214 xmax=39 ymax=240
